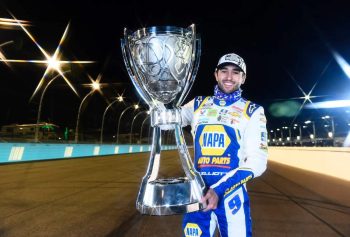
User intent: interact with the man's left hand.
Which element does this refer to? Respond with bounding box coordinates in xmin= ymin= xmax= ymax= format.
xmin=201 ymin=188 xmax=219 ymax=212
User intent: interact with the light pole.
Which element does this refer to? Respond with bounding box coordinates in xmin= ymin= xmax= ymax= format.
xmin=130 ymin=110 xmax=149 ymax=144
xmin=276 ymin=128 xmax=283 ymax=142
xmin=270 ymin=129 xmax=277 ymax=145
xmin=35 ymin=71 xmax=70 ymax=142
xmin=283 ymin=126 xmax=292 ymax=146
xmin=288 ymin=127 xmax=292 ymax=145
xmin=140 ymin=115 xmax=150 ymax=144
xmin=116 ymin=104 xmax=139 ymax=144
xmin=293 ymin=123 xmax=303 ymax=146
xmin=305 ymin=120 xmax=316 ymax=146
xmin=75 ymin=81 xmax=100 ymax=143
xmin=100 ymin=95 xmax=124 ymax=144
xmin=322 ymin=115 xmax=335 ymax=146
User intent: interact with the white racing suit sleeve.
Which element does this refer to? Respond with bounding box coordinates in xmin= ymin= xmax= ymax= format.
xmin=210 ymin=106 xmax=268 ymax=197
xmin=158 ymin=99 xmax=194 ymax=130
xmin=181 ymin=99 xmax=194 ymax=127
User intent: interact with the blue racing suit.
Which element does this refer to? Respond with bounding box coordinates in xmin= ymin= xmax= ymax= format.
xmin=181 ymin=95 xmax=268 ymax=237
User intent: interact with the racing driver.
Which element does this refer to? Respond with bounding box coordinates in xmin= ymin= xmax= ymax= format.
xmin=181 ymin=53 xmax=268 ymax=237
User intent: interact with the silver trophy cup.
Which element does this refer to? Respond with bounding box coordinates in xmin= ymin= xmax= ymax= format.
xmin=121 ymin=24 xmax=207 ymax=215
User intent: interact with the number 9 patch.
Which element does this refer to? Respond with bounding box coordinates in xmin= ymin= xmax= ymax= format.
xmin=228 ymin=194 xmax=242 ymax=215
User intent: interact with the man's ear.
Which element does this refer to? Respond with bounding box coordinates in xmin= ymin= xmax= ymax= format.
xmin=214 ymin=71 xmax=219 ymax=82
xmin=241 ymin=74 xmax=246 ymax=84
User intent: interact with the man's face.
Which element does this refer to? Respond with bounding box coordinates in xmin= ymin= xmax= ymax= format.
xmin=214 ymin=64 xmax=246 ymax=94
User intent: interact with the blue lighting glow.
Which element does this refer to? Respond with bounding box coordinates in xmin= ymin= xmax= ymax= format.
xmin=305 ymin=100 xmax=350 ymax=109
xmin=332 ymin=51 xmax=350 ymax=79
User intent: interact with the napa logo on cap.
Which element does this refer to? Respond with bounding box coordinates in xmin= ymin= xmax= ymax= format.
xmin=184 ymin=223 xmax=202 ymax=237
xmin=199 ymin=125 xmax=230 ymax=156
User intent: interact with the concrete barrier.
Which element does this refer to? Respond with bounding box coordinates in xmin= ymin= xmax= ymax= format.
xmin=268 ymin=147 xmax=350 ymax=206
xmin=0 ymin=143 xmax=176 ymax=163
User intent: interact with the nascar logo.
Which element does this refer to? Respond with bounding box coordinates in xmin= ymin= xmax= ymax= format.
xmin=199 ymin=125 xmax=231 ymax=156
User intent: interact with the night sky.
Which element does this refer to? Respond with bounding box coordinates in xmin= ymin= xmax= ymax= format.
xmin=0 ymin=0 xmax=350 ymax=137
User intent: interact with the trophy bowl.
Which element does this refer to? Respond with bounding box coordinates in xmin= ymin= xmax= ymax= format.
xmin=121 ymin=24 xmax=206 ymax=215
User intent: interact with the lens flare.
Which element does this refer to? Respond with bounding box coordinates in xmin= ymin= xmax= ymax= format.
xmin=0 ymin=17 xmax=30 ymax=29
xmin=269 ymin=100 xmax=301 ymax=117
xmin=305 ymin=100 xmax=350 ymax=109
xmin=332 ymin=50 xmax=350 ymax=79
xmin=0 ymin=41 xmax=14 ymax=67
xmin=0 ymin=14 xmax=95 ymax=101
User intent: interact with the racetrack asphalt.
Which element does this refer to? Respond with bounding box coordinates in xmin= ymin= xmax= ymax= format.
xmin=0 ymin=150 xmax=349 ymax=237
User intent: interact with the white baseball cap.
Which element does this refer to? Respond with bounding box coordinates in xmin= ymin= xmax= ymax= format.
xmin=216 ymin=53 xmax=246 ymax=74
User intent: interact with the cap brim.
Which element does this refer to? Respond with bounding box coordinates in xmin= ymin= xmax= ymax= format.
xmin=216 ymin=62 xmax=243 ymax=71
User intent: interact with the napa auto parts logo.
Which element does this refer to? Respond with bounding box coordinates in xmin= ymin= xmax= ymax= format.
xmin=184 ymin=223 xmax=202 ymax=237
xmin=199 ymin=125 xmax=231 ymax=156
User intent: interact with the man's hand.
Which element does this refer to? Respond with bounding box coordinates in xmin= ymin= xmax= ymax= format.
xmin=201 ymin=188 xmax=219 ymax=212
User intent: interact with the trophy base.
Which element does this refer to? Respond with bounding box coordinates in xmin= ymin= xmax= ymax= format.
xmin=137 ymin=178 xmax=207 ymax=216
xmin=137 ymin=201 xmax=205 ymax=216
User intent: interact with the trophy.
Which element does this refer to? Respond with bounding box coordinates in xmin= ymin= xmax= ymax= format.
xmin=121 ymin=24 xmax=207 ymax=215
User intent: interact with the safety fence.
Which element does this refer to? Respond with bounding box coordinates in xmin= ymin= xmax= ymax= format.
xmin=0 ymin=143 xmax=177 ymax=163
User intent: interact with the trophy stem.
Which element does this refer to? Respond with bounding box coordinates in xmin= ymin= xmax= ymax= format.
xmin=136 ymin=122 xmax=207 ymax=215
xmin=173 ymin=124 xmax=198 ymax=180
xmin=146 ymin=127 xmax=161 ymax=181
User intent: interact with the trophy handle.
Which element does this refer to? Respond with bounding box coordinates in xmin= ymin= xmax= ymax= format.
xmin=121 ymin=29 xmax=153 ymax=106
xmin=176 ymin=24 xmax=201 ymax=106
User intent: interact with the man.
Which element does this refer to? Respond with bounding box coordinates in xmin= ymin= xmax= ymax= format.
xmin=181 ymin=53 xmax=268 ymax=237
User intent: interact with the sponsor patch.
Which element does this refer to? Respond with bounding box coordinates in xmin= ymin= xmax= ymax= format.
xmin=199 ymin=109 xmax=206 ymax=116
xmin=228 ymin=194 xmax=242 ymax=215
xmin=219 ymin=100 xmax=226 ymax=106
xmin=202 ymin=103 xmax=214 ymax=109
xmin=197 ymin=156 xmax=231 ymax=169
xmin=201 ymin=171 xmax=227 ymax=176
xmin=184 ymin=223 xmax=202 ymax=237
xmin=194 ymin=96 xmax=210 ymax=111
xmin=217 ymin=115 xmax=230 ymax=123
xmin=229 ymin=111 xmax=241 ymax=117
xmin=219 ymin=109 xmax=229 ymax=115
xmin=199 ymin=125 xmax=231 ymax=156
xmin=224 ymin=174 xmax=253 ymax=196
xmin=207 ymin=109 xmax=217 ymax=117
xmin=195 ymin=96 xmax=203 ymax=104
xmin=232 ymin=105 xmax=243 ymax=112
xmin=244 ymin=102 xmax=259 ymax=118
xmin=259 ymin=143 xmax=268 ymax=150
xmin=198 ymin=118 xmax=209 ymax=124
xmin=230 ymin=118 xmax=239 ymax=124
